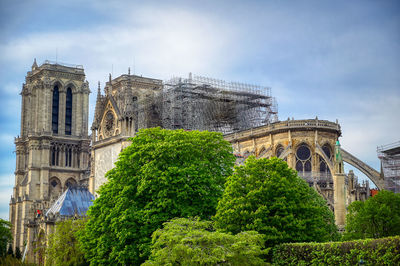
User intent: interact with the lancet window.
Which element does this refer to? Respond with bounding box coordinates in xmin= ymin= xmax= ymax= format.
xmin=319 ymin=144 xmax=332 ymax=177
xmin=52 ymin=86 xmax=59 ymax=134
xmin=65 ymin=178 xmax=77 ymax=188
xmin=51 ymin=145 xmax=60 ymax=166
xmin=49 ymin=176 xmax=61 ymax=199
xmin=65 ymin=87 xmax=72 ymax=135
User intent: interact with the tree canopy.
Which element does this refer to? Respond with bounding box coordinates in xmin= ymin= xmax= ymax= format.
xmin=344 ymin=190 xmax=400 ymax=240
xmin=0 ymin=218 xmax=12 ymax=258
xmin=214 ymin=156 xmax=339 ymax=246
xmin=78 ymin=128 xmax=236 ymax=265
xmin=143 ymin=217 xmax=266 ymax=265
xmin=46 ymin=219 xmax=87 ymax=266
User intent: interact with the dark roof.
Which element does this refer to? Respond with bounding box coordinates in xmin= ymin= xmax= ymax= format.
xmin=46 ymin=186 xmax=94 ymax=216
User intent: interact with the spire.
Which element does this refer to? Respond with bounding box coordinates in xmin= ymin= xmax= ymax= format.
xmin=104 ymin=74 xmax=112 ymax=95
xmin=93 ymin=81 xmax=104 ymax=127
xmin=32 ymin=58 xmax=38 ymax=70
xmin=123 ymin=77 xmax=134 ymax=117
xmin=335 ymin=140 xmax=344 ymax=173
xmin=128 ymin=67 xmax=131 ymax=75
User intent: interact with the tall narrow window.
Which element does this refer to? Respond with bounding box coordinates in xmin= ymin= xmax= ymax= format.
xmin=52 ymin=86 xmax=59 ymax=134
xmin=51 ymin=146 xmax=56 ymax=166
xmin=65 ymin=88 xmax=72 ymax=135
xmin=50 ymin=144 xmax=60 ymax=166
xmin=65 ymin=146 xmax=72 ymax=167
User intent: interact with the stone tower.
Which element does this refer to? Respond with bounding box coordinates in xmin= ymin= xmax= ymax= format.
xmin=9 ymin=60 xmax=90 ymax=260
xmin=89 ymin=72 xmax=163 ymax=194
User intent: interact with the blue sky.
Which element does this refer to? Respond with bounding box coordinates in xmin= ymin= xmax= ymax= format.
xmin=0 ymin=0 xmax=399 ymax=220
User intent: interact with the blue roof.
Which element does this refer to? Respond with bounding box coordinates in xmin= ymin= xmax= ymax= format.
xmin=46 ymin=186 xmax=94 ymax=216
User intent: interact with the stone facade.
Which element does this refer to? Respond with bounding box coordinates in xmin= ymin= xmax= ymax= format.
xmin=9 ymin=60 xmax=90 ymax=261
xmin=11 ymin=61 xmax=380 ymax=263
xmin=89 ymin=73 xmax=163 ymax=194
xmin=224 ymin=118 xmax=371 ymax=227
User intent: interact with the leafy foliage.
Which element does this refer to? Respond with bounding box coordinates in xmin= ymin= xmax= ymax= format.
xmin=78 ymin=128 xmax=236 ymax=265
xmin=214 ymin=156 xmax=339 ymax=247
xmin=344 ymin=190 xmax=400 ymax=240
xmin=0 ymin=255 xmax=36 ymax=266
xmin=143 ymin=217 xmax=266 ymax=265
xmin=46 ymin=219 xmax=87 ymax=266
xmin=0 ymin=218 xmax=12 ymax=258
xmin=272 ymin=236 xmax=400 ymax=265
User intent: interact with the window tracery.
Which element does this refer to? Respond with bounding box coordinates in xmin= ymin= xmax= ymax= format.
xmin=65 ymin=178 xmax=77 ymax=188
xmin=295 ymin=143 xmax=312 ymax=174
xmin=49 ymin=176 xmax=61 ymax=199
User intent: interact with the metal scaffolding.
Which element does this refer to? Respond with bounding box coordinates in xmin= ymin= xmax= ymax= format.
xmin=161 ymin=73 xmax=278 ymax=134
xmin=377 ymin=141 xmax=400 ymax=193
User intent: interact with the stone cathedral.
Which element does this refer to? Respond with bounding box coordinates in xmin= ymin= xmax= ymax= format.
xmin=9 ymin=60 xmax=91 ymax=259
xmin=11 ymin=60 xmax=384 ymax=263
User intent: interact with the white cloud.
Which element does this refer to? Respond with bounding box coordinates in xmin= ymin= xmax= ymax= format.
xmin=1 ymin=6 xmax=238 ymax=81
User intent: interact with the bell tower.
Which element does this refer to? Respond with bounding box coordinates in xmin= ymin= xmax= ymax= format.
xmin=9 ymin=59 xmax=91 ymax=260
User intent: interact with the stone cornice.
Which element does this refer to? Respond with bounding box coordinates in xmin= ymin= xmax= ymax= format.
xmin=224 ymin=119 xmax=341 ymax=142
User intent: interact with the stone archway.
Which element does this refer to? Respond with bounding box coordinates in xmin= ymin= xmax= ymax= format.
xmin=341 ymin=148 xmax=383 ymax=190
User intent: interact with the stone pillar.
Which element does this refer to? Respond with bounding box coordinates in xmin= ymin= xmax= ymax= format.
xmin=333 ymin=173 xmax=346 ymax=227
xmin=72 ymin=91 xmax=77 ymax=136
xmin=334 ymin=140 xmax=346 ymax=229
xmin=83 ymin=91 xmax=89 ymax=136
xmin=74 ymin=92 xmax=82 ymax=136
xmin=59 ymin=91 xmax=66 ymax=135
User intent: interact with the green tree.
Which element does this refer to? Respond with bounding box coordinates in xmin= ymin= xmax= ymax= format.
xmin=78 ymin=128 xmax=236 ymax=265
xmin=214 ymin=156 xmax=339 ymax=247
xmin=0 ymin=218 xmax=12 ymax=258
xmin=46 ymin=219 xmax=87 ymax=266
xmin=344 ymin=190 xmax=400 ymax=240
xmin=143 ymin=217 xmax=266 ymax=265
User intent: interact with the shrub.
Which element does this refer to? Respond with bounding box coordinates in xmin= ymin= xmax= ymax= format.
xmin=272 ymin=236 xmax=400 ymax=265
xmin=143 ymin=217 xmax=266 ymax=265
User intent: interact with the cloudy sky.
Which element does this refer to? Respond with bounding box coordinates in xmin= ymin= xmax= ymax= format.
xmin=0 ymin=0 xmax=399 ymax=219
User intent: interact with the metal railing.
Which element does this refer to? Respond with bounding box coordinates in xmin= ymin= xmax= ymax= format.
xmin=42 ymin=60 xmax=83 ymax=69
xmin=224 ymin=119 xmax=341 ymax=140
xmin=377 ymin=141 xmax=400 ymax=153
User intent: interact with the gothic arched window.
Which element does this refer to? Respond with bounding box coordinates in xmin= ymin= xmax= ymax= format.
xmin=319 ymin=144 xmax=332 ymax=177
xmin=276 ymin=144 xmax=284 ymax=158
xmin=295 ymin=144 xmax=312 ymax=175
xmin=52 ymin=86 xmax=59 ymax=134
xmin=49 ymin=176 xmax=61 ymax=199
xmin=65 ymin=145 xmax=72 ymax=167
xmin=65 ymin=178 xmax=77 ymax=188
xmin=65 ymin=87 xmax=72 ymax=135
xmin=50 ymin=144 xmax=60 ymax=166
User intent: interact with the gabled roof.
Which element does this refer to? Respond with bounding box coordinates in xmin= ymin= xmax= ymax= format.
xmin=107 ymin=94 xmax=122 ymax=118
xmin=46 ymin=186 xmax=94 ymax=217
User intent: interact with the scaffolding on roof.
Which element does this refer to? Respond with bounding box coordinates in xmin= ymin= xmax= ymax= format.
xmin=161 ymin=73 xmax=278 ymax=134
xmin=377 ymin=141 xmax=400 ymax=193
